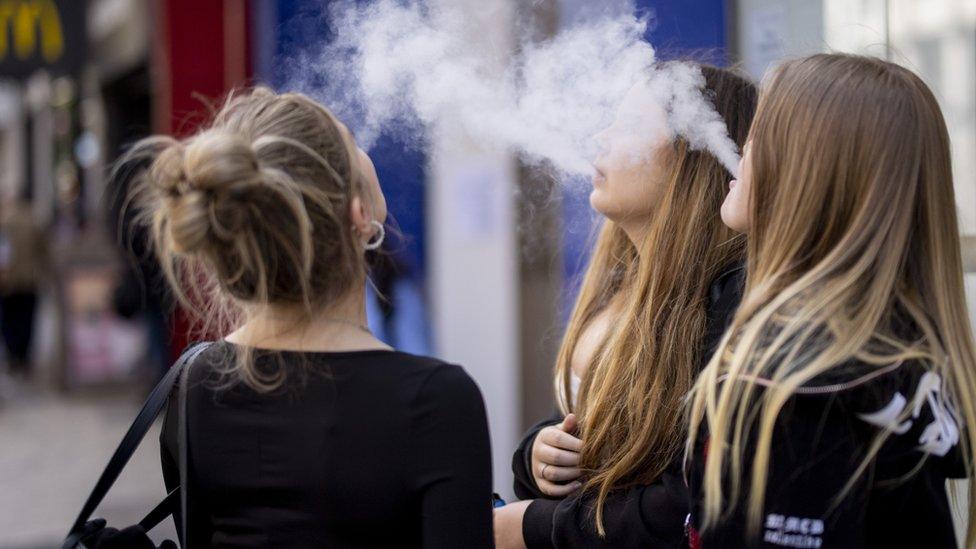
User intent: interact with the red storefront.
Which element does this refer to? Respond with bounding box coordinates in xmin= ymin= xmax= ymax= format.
xmin=152 ymin=0 xmax=253 ymax=360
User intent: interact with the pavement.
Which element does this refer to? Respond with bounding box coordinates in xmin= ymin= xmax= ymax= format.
xmin=0 ymin=374 xmax=177 ymax=548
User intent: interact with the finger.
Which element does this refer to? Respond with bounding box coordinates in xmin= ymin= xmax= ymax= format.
xmin=541 ymin=428 xmax=582 ymax=452
xmin=541 ymin=465 xmax=583 ymax=482
xmin=539 ymin=445 xmax=580 ymax=467
xmin=538 ymin=479 xmax=583 ymax=497
xmin=535 ymin=426 xmax=564 ymax=450
xmin=561 ymin=413 xmax=579 ymax=435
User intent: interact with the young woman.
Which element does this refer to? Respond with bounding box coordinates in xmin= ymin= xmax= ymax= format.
xmin=119 ymin=88 xmax=491 ymax=547
xmin=496 ymin=65 xmax=757 ymax=548
xmin=687 ymin=53 xmax=976 ymax=548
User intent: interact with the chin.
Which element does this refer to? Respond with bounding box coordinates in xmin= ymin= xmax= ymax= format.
xmin=719 ymin=206 xmax=734 ymax=230
xmin=720 ymin=206 xmax=746 ymax=233
xmin=589 ymin=189 xmax=614 ymax=219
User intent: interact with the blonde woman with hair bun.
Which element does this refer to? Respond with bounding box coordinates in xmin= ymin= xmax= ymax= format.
xmin=115 ymin=87 xmax=492 ymax=548
xmin=686 ymin=54 xmax=976 ymax=548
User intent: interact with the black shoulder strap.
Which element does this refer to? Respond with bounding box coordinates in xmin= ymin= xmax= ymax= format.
xmin=178 ymin=346 xmax=195 ymax=548
xmin=61 ymin=342 xmax=213 ymax=549
xmin=138 ymin=488 xmax=179 ymax=532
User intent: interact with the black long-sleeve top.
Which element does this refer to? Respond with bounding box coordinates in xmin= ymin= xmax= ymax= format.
xmin=687 ymin=357 xmax=967 ymax=548
xmin=514 ymin=263 xmax=746 ymax=548
xmin=160 ymin=344 xmax=493 ymax=548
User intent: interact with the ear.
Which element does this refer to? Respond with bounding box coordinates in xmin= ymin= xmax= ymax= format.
xmin=349 ymin=194 xmax=372 ymax=236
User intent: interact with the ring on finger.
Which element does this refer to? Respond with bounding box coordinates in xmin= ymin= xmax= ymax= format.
xmin=541 ymin=463 xmax=550 ymax=480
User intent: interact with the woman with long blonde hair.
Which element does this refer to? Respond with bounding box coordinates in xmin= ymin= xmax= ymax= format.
xmin=495 ymin=64 xmax=757 ymax=548
xmin=687 ymin=53 xmax=975 ymax=548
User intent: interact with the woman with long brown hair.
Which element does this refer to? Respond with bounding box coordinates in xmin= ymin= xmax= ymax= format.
xmin=495 ymin=64 xmax=757 ymax=548
xmin=687 ymin=53 xmax=975 ymax=548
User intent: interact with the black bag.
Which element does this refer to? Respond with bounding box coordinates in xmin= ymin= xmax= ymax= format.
xmin=61 ymin=342 xmax=212 ymax=549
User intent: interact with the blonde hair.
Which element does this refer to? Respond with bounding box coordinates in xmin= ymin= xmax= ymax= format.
xmin=123 ymin=87 xmax=369 ymax=391
xmin=553 ymin=65 xmax=757 ymax=534
xmin=688 ymin=54 xmax=976 ymax=545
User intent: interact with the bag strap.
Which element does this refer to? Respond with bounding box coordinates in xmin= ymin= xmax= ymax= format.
xmin=178 ymin=347 xmax=195 ymax=549
xmin=61 ymin=342 xmax=212 ymax=549
xmin=138 ymin=488 xmax=180 ymax=532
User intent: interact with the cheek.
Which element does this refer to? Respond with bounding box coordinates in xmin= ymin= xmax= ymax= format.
xmin=358 ymin=152 xmax=387 ymax=219
xmin=621 ymin=169 xmax=658 ymax=207
xmin=376 ymin=187 xmax=388 ymax=221
xmin=591 ymin=164 xmax=658 ymax=220
xmin=620 ymin=155 xmax=662 ymax=206
xmin=369 ymin=179 xmax=387 ymax=221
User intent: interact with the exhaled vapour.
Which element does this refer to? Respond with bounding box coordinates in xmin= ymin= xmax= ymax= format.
xmin=289 ymin=0 xmax=742 ymax=178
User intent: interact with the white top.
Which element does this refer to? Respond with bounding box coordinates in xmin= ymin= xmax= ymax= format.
xmin=557 ymin=373 xmax=583 ymax=409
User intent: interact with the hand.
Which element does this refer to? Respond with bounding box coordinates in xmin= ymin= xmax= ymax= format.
xmin=494 ymin=500 xmax=531 ymax=549
xmin=531 ymin=413 xmax=583 ymax=496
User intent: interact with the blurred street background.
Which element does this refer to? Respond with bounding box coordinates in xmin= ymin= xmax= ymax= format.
xmin=0 ymin=0 xmax=973 ymax=547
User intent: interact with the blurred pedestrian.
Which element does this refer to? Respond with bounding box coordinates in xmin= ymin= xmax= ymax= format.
xmin=107 ymin=156 xmax=173 ymax=385
xmin=0 ymin=199 xmax=47 ymax=377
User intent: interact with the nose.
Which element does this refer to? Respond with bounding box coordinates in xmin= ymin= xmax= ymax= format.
xmin=591 ymin=128 xmax=611 ymax=156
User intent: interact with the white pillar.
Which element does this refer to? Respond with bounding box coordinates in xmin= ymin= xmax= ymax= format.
xmin=736 ymin=0 xmax=826 ymax=80
xmin=427 ymin=0 xmax=520 ymax=499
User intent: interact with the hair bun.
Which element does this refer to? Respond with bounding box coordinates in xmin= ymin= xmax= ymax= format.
xmin=183 ymin=131 xmax=261 ymax=195
xmin=157 ymin=131 xmax=263 ymax=254
xmin=128 ymin=86 xmax=367 ymax=337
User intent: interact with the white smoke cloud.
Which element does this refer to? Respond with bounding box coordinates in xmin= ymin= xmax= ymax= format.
xmin=649 ymin=62 xmax=743 ymax=175
xmin=287 ymin=0 xmax=742 ymax=179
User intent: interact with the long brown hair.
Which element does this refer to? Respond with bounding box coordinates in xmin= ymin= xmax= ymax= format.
xmin=553 ymin=64 xmax=757 ymax=533
xmin=688 ymin=54 xmax=976 ymax=545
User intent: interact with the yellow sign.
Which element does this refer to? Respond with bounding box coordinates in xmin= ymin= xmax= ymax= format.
xmin=0 ymin=0 xmax=64 ymax=63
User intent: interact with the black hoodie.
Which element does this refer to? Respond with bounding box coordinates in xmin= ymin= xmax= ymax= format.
xmin=687 ymin=355 xmax=967 ymax=548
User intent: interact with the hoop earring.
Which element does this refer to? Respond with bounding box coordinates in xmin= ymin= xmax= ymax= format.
xmin=364 ymin=220 xmax=385 ymax=251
